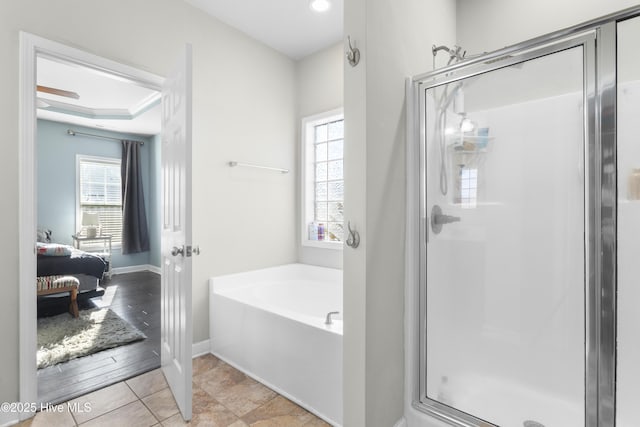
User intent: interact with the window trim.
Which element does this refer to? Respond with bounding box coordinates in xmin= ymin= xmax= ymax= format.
xmin=300 ymin=108 xmax=344 ymax=250
xmin=76 ymin=154 xmax=122 ymax=248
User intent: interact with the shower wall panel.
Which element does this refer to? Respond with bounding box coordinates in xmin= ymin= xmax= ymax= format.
xmin=616 ymin=15 xmax=640 ymax=427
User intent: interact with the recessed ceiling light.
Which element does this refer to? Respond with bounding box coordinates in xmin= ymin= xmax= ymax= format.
xmin=310 ymin=0 xmax=331 ymax=13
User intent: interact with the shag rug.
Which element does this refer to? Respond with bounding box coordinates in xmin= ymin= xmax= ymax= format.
xmin=37 ymin=308 xmax=146 ymax=369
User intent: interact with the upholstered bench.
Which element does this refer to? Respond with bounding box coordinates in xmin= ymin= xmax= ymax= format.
xmin=37 ymin=275 xmax=80 ymax=318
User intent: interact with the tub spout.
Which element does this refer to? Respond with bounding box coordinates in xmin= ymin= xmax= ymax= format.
xmin=325 ymin=311 xmax=340 ymax=325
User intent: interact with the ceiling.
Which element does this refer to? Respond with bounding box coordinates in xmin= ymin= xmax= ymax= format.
xmin=36 ymin=1 xmax=342 ymax=134
xmin=185 ymin=0 xmax=344 ymax=59
xmin=37 ymin=56 xmax=161 ymax=136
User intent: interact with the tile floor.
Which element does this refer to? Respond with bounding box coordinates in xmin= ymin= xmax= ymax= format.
xmin=20 ymin=354 xmax=331 ymax=427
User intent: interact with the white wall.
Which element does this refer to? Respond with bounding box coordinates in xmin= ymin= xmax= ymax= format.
xmin=456 ymin=0 xmax=639 ymax=54
xmin=343 ymin=0 xmax=456 ymax=425
xmin=296 ymin=43 xmax=344 ymax=270
xmin=343 ymin=0 xmax=368 ymax=422
xmin=343 ymin=0 xmax=367 ymax=422
xmin=0 ymin=0 xmax=296 ymax=411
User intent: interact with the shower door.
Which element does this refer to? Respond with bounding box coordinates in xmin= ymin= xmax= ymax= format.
xmin=419 ymin=38 xmax=593 ymax=427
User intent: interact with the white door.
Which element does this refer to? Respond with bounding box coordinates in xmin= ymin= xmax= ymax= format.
xmin=161 ymin=44 xmax=193 ymax=421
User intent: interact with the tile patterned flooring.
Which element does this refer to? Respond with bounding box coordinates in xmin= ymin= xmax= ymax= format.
xmin=20 ymin=353 xmax=331 ymax=427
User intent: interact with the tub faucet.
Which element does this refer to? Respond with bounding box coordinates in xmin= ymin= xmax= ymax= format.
xmin=325 ymin=311 xmax=340 ymax=325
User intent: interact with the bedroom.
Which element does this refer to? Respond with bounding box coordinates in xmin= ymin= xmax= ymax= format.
xmin=34 ymin=55 xmax=162 ymax=404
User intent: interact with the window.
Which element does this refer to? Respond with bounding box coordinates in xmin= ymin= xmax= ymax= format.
xmin=77 ymin=155 xmax=122 ymax=246
xmin=301 ymin=109 xmax=344 ymax=248
xmin=457 ymin=166 xmax=478 ymax=208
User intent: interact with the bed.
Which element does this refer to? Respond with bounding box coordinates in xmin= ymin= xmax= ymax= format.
xmin=36 ymin=242 xmax=107 ymax=316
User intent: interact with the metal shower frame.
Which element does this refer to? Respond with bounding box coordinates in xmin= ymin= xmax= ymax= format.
xmin=407 ymin=5 xmax=640 ymax=427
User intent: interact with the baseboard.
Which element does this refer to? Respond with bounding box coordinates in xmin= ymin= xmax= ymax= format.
xmin=0 ymin=411 xmax=19 ymax=427
xmin=111 ymin=264 xmax=161 ymax=275
xmin=394 ymin=416 xmax=408 ymax=427
xmin=146 ymin=265 xmax=161 ymax=275
xmin=192 ymin=339 xmax=210 ymax=358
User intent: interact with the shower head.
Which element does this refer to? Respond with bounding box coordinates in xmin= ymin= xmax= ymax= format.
xmin=459 ymin=115 xmax=476 ymax=133
xmin=447 ymin=46 xmax=466 ymax=65
xmin=443 ymin=113 xmax=476 ymax=136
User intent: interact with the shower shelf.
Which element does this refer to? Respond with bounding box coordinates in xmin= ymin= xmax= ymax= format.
xmin=446 ymin=135 xmax=494 ymax=153
xmin=449 ymin=145 xmax=491 ymax=154
xmin=451 ymin=146 xmax=489 ymax=151
xmin=446 ymin=134 xmax=494 ymax=141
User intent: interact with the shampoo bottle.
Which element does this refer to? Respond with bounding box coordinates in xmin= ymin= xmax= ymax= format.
xmin=308 ymin=222 xmax=318 ymax=241
xmin=629 ymin=168 xmax=640 ymax=200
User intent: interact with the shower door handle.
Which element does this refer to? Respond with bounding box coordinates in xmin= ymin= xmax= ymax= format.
xmin=433 ymin=213 xmax=461 ymax=225
xmin=431 ymin=205 xmax=461 ymax=234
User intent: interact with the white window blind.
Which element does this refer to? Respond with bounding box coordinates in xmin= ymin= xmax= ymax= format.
xmin=78 ymin=156 xmax=122 ymax=245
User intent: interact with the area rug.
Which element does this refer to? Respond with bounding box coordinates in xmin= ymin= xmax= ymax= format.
xmin=37 ymin=308 xmax=146 ymax=369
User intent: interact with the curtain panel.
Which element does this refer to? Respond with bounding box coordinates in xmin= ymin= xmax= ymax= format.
xmin=121 ymin=140 xmax=150 ymax=254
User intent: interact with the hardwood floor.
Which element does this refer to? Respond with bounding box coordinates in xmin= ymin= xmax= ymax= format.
xmin=37 ymin=271 xmax=161 ymax=405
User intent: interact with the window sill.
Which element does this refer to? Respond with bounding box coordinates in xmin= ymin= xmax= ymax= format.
xmin=77 ymin=243 xmax=120 ymax=252
xmin=302 ymin=240 xmax=343 ymax=250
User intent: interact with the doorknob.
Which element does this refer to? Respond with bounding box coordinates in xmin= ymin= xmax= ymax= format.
xmin=431 ymin=205 xmax=461 ymax=234
xmin=171 ymin=246 xmax=184 ymax=257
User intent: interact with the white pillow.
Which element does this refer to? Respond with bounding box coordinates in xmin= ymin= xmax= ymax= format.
xmin=36 ymin=243 xmax=73 ymax=256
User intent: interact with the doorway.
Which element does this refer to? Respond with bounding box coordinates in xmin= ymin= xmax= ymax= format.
xmin=35 ymin=53 xmax=162 ymax=403
xmin=19 ymin=32 xmax=193 ymax=422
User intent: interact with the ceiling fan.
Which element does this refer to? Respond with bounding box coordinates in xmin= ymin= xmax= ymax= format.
xmin=36 ymin=85 xmax=79 ymax=100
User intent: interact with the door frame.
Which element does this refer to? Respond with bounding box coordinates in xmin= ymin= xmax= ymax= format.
xmin=18 ymin=32 xmax=165 ymax=418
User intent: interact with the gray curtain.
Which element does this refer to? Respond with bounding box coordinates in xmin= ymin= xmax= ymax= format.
xmin=121 ymin=140 xmax=150 ymax=254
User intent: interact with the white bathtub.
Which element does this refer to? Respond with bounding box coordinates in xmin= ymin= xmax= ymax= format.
xmin=209 ymin=263 xmax=343 ymax=426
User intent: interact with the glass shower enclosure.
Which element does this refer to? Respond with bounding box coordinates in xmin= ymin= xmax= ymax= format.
xmin=409 ymin=7 xmax=640 ymax=427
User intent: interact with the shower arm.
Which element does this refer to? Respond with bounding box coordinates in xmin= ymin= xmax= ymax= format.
xmin=432 ymin=45 xmax=467 ymax=69
xmin=432 ymin=45 xmax=453 ymax=56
